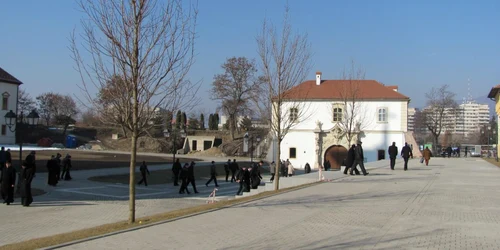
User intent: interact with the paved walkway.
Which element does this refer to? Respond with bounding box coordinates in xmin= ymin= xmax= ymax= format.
xmin=52 ymin=157 xmax=500 ymax=250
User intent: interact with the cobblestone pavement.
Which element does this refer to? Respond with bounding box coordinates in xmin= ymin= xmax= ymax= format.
xmin=0 ymin=159 xmax=264 ymax=247
xmin=54 ymin=157 xmax=500 ymax=250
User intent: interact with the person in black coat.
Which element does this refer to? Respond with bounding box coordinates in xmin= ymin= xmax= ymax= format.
xmin=1 ymin=161 xmax=16 ymax=205
xmin=230 ymin=159 xmax=239 ymax=182
xmin=401 ymin=142 xmax=413 ymax=171
xmin=46 ymin=155 xmax=59 ymax=186
xmin=21 ymin=152 xmax=36 ymax=207
xmin=137 ymin=161 xmax=150 ymax=186
xmin=250 ymin=163 xmax=262 ymax=189
xmin=205 ymin=161 xmax=219 ymax=187
xmin=350 ymin=141 xmax=368 ymax=176
xmin=304 ymin=163 xmax=311 ymax=174
xmin=178 ymin=163 xmax=191 ymax=194
xmin=224 ymin=159 xmax=231 ymax=182
xmin=186 ymin=161 xmax=199 ymax=193
xmin=344 ymin=144 xmax=360 ymax=175
xmin=388 ymin=142 xmax=398 ymax=170
xmin=172 ymin=158 xmax=181 ymax=186
xmin=236 ymin=167 xmax=250 ymax=195
xmin=61 ymin=154 xmax=73 ymax=180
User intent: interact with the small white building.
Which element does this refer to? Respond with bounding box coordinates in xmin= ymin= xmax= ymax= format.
xmin=0 ymin=67 xmax=21 ymax=144
xmin=271 ymin=72 xmax=410 ymax=170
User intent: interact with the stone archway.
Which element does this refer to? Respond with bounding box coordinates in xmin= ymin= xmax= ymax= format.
xmin=324 ymin=145 xmax=348 ymax=170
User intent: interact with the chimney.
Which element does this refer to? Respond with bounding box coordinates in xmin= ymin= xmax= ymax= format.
xmin=316 ymin=71 xmax=322 ymax=85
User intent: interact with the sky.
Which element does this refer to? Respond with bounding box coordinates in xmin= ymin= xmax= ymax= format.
xmin=1 ymin=0 xmax=500 ymax=115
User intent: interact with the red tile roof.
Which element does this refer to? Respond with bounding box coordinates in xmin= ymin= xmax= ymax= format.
xmin=281 ymin=80 xmax=409 ymax=100
xmin=487 ymin=84 xmax=500 ymax=98
xmin=0 ymin=67 xmax=23 ymax=85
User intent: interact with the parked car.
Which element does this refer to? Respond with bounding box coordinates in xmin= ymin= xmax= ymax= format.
xmin=469 ymin=148 xmax=481 ymax=157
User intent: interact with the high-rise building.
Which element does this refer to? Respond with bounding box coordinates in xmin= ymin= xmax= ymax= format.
xmin=408 ymin=107 xmax=417 ymax=131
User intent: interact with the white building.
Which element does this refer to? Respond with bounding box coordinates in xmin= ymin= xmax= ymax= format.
xmin=0 ymin=67 xmax=21 ymax=144
xmin=271 ymin=72 xmax=410 ymax=170
xmin=407 ymin=107 xmax=417 ymax=131
xmin=421 ymin=101 xmax=490 ymax=136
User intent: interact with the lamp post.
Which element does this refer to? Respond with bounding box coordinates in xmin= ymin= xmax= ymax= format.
xmin=164 ymin=128 xmax=186 ymax=163
xmin=4 ymin=109 xmax=40 ymax=167
xmin=244 ymin=133 xmax=261 ymax=163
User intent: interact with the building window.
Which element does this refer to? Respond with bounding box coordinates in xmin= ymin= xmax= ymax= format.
xmin=1 ymin=125 xmax=6 ymax=136
xmin=2 ymin=92 xmax=9 ymax=111
xmin=332 ymin=104 xmax=344 ymax=122
xmin=290 ymin=107 xmax=298 ymax=122
xmin=289 ymin=147 xmax=297 ymax=159
xmin=378 ymin=107 xmax=387 ymax=122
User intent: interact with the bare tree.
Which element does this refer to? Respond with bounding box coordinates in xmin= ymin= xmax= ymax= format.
xmin=422 ymin=85 xmax=458 ymax=151
xmin=256 ymin=5 xmax=311 ymax=190
xmin=334 ymin=63 xmax=372 ymax=146
xmin=18 ymin=88 xmax=36 ymax=116
xmin=70 ymin=0 xmax=198 ymax=223
xmin=211 ymin=57 xmax=261 ymax=139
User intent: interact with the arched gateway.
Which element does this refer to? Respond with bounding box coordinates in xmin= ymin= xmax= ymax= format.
xmin=323 ymin=145 xmax=348 ymax=170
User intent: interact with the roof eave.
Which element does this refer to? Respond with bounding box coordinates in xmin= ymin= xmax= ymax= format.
xmin=0 ymin=79 xmax=23 ymax=85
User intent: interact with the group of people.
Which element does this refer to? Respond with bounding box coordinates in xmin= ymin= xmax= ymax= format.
xmin=235 ymin=160 xmax=263 ymax=195
xmin=0 ymin=149 xmax=37 ymax=207
xmin=343 ymin=140 xmax=370 ymax=176
xmin=388 ymin=142 xmax=414 ymax=170
xmin=46 ymin=153 xmax=73 ymax=186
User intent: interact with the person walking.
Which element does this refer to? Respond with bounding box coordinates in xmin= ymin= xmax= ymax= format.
xmin=186 ymin=161 xmax=199 ymax=193
xmin=1 ymin=161 xmax=16 ymax=205
xmin=61 ymin=154 xmax=73 ymax=180
xmin=172 ymin=158 xmax=181 ymax=186
xmin=350 ymin=141 xmax=369 ymax=176
xmin=178 ymin=163 xmax=191 ymax=194
xmin=344 ymin=144 xmax=360 ymax=175
xmin=137 ymin=161 xmax=150 ymax=186
xmin=235 ymin=167 xmax=247 ymax=195
xmin=287 ymin=160 xmax=294 ymax=177
xmin=224 ymin=159 xmax=231 ymax=182
xmin=388 ymin=142 xmax=398 ymax=170
xmin=423 ymin=146 xmax=432 ymax=166
xmin=46 ymin=155 xmax=58 ymax=186
xmin=464 ymin=146 xmax=468 ymax=157
xmin=401 ymin=142 xmax=413 ymax=171
xmin=0 ymin=147 xmax=6 ymax=171
xmin=20 ymin=153 xmax=36 ymax=207
xmin=230 ymin=159 xmax=239 ymax=183
xmin=205 ymin=161 xmax=219 ymax=187
xmin=304 ymin=162 xmax=311 ymax=174
xmin=269 ymin=161 xmax=276 ymax=182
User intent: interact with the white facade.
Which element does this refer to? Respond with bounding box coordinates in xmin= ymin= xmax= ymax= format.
xmin=0 ymin=82 xmax=19 ymax=144
xmin=273 ymin=100 xmax=408 ymax=169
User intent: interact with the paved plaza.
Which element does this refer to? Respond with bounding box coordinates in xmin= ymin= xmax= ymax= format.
xmin=49 ymin=157 xmax=500 ymax=250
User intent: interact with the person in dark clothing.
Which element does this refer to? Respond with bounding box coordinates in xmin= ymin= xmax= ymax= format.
xmin=282 ymin=160 xmax=288 ymax=177
xmin=224 ymin=159 xmax=231 ymax=182
xmin=178 ymin=163 xmax=191 ymax=194
xmin=46 ymin=155 xmax=59 ymax=186
xmin=243 ymin=167 xmax=251 ymax=191
xmin=0 ymin=147 xmax=6 ymax=171
xmin=21 ymin=152 xmax=36 ymax=207
xmin=350 ymin=141 xmax=368 ymax=176
xmin=1 ymin=161 xmax=16 ymax=205
xmin=465 ymin=146 xmax=468 ymax=157
xmin=344 ymin=144 xmax=360 ymax=175
xmin=230 ymin=159 xmax=239 ymax=182
xmin=205 ymin=161 xmax=219 ymax=187
xmin=304 ymin=162 xmax=311 ymax=174
xmin=54 ymin=153 xmax=62 ymax=181
xmin=186 ymin=161 xmax=199 ymax=193
xmin=456 ymin=147 xmax=461 ymax=158
xmin=388 ymin=142 xmax=398 ymax=170
xmin=61 ymin=154 xmax=73 ymax=180
xmin=235 ymin=167 xmax=247 ymax=195
xmin=324 ymin=160 xmax=331 ymax=171
xmin=5 ymin=149 xmax=11 ymax=166
xmin=446 ymin=146 xmax=452 ymax=158
xmin=172 ymin=158 xmax=182 ymax=186
xmin=137 ymin=161 xmax=150 ymax=186
xmin=249 ymin=166 xmax=260 ymax=189
xmin=401 ymin=142 xmax=413 ymax=171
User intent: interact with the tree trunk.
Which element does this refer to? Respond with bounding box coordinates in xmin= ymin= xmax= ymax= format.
xmin=274 ymin=137 xmax=281 ymax=190
xmin=128 ymin=132 xmax=137 ymax=223
xmin=229 ymin=114 xmax=235 ymax=140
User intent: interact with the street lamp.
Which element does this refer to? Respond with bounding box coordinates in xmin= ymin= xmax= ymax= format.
xmin=164 ymin=128 xmax=186 ymax=163
xmin=245 ymin=133 xmax=261 ymax=163
xmin=4 ymin=109 xmax=40 ymax=166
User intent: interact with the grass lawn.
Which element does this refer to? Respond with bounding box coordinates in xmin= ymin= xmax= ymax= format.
xmin=0 ymin=182 xmax=319 ymax=250
xmin=8 ymin=150 xmax=200 ymax=172
xmin=89 ymin=161 xmax=268 ymax=184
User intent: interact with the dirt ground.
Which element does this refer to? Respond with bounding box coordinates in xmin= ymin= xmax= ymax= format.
xmin=89 ymin=161 xmax=268 ymax=185
xmin=8 ymin=150 xmax=200 ymax=173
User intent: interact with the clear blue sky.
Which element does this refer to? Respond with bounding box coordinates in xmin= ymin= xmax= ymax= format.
xmin=1 ymin=0 xmax=500 ymax=114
